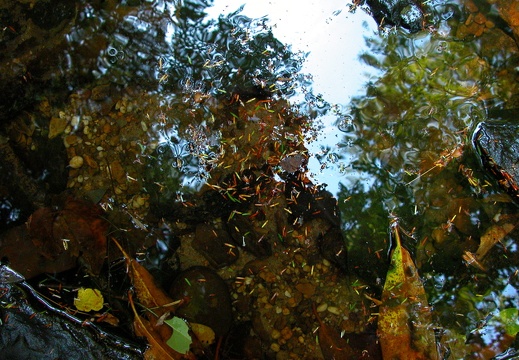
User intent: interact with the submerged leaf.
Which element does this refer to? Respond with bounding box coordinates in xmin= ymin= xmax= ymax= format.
xmin=74 ymin=287 xmax=104 ymax=312
xmin=496 ymin=308 xmax=519 ymax=336
xmin=112 ymin=238 xmax=177 ymax=317
xmin=165 ymin=317 xmax=192 ymax=354
xmin=313 ymin=303 xmax=354 ymax=360
xmin=378 ymin=225 xmax=439 ymax=360
xmin=129 ymin=293 xmax=185 ymax=360
xmin=476 ymin=223 xmax=516 ymax=260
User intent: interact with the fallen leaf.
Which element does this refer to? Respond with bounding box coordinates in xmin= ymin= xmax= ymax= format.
xmin=28 ymin=197 xmax=109 ymax=274
xmin=476 ymin=223 xmax=516 ymax=260
xmin=74 ymin=287 xmax=104 ymax=312
xmin=129 ymin=293 xmax=187 ymax=360
xmin=112 ymin=238 xmax=177 ymax=317
xmin=190 ymin=323 xmax=215 ymax=346
xmin=378 ymin=225 xmax=439 ymax=360
xmin=313 ymin=303 xmax=354 ymax=360
xmin=165 ymin=317 xmax=192 ymax=354
xmin=114 ymin=239 xmax=196 ymax=360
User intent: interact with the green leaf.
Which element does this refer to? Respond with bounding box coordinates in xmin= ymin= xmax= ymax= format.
xmin=164 ymin=316 xmax=192 ymax=354
xmin=497 ymin=308 xmax=519 ymax=336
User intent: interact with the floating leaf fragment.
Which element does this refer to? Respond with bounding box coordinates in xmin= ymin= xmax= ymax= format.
xmin=74 ymin=287 xmax=104 ymax=312
xmin=378 ymin=224 xmax=439 ymax=360
xmin=165 ymin=317 xmax=192 ymax=354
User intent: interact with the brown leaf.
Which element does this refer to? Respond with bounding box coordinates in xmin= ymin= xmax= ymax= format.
xmin=129 ymin=293 xmax=190 ymax=360
xmin=112 ymin=238 xmax=178 ymax=317
xmin=28 ymin=198 xmax=109 ymax=274
xmin=378 ymin=225 xmax=438 ymax=360
xmin=476 ymin=223 xmax=516 ymax=260
xmin=313 ymin=303 xmax=354 ymax=360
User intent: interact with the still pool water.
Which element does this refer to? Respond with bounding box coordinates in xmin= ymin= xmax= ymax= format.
xmin=1 ymin=0 xmax=519 ymax=358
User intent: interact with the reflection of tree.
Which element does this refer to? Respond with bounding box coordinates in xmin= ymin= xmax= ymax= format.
xmin=67 ymin=0 xmax=315 ymax=206
xmin=335 ymin=14 xmax=519 ymax=343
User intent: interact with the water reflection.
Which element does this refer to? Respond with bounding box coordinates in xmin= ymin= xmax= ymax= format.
xmin=1 ymin=0 xmax=519 ymax=356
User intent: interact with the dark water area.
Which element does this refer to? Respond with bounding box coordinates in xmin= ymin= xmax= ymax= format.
xmin=1 ymin=0 xmax=519 ymax=358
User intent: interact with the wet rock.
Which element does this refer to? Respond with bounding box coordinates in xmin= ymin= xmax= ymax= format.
xmin=168 ymin=266 xmax=233 ymax=337
xmin=0 ymin=268 xmax=144 ymax=359
xmin=228 ymin=211 xmax=272 ymax=258
xmin=318 ymin=226 xmax=348 ymax=273
xmin=285 ymin=173 xmax=341 ymax=228
xmin=90 ymin=84 xmax=112 ymax=101
xmin=192 ymin=223 xmax=239 ymax=268
xmin=473 ymin=118 xmax=519 ymax=203
xmin=29 ymin=0 xmax=76 ymax=30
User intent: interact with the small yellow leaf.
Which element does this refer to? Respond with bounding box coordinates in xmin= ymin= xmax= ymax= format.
xmin=74 ymin=287 xmax=104 ymax=312
xmin=190 ymin=323 xmax=215 ymax=346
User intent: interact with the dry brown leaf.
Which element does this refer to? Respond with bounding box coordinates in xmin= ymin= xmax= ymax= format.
xmin=476 ymin=223 xmax=516 ymax=260
xmin=378 ymin=225 xmax=439 ymax=360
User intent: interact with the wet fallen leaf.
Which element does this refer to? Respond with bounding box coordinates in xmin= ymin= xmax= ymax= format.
xmin=165 ymin=317 xmax=192 ymax=354
xmin=112 ymin=238 xmax=178 ymax=317
xmin=129 ymin=293 xmax=189 ymax=360
xmin=313 ymin=303 xmax=354 ymax=360
xmin=476 ymin=223 xmax=516 ymax=260
xmin=378 ymin=225 xmax=439 ymax=360
xmin=114 ymin=239 xmax=195 ymax=360
xmin=190 ymin=323 xmax=215 ymax=346
xmin=28 ymin=197 xmax=109 ymax=274
xmin=74 ymin=287 xmax=104 ymax=312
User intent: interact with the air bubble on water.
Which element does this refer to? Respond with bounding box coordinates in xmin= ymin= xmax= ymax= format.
xmin=327 ymin=153 xmax=339 ymax=163
xmin=107 ymin=46 xmax=118 ymax=56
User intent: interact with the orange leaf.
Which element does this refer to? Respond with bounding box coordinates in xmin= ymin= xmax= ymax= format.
xmin=112 ymin=238 xmax=178 ymax=317
xmin=476 ymin=223 xmax=516 ymax=260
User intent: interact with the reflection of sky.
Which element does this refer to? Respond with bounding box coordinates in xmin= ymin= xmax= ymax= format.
xmin=207 ymin=1 xmax=379 ymax=196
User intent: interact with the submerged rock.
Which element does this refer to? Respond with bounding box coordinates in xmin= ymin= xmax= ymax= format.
xmin=168 ymin=266 xmax=233 ymax=337
xmin=473 ymin=117 xmax=519 ymax=203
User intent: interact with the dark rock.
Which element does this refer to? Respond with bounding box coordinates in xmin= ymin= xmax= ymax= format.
xmin=227 ymin=212 xmax=272 ymax=258
xmin=473 ymin=118 xmax=519 ymax=203
xmin=318 ymin=226 xmax=348 ymax=273
xmin=285 ymin=172 xmax=341 ymax=228
xmin=0 ymin=269 xmax=144 ymax=359
xmin=192 ymin=223 xmax=239 ymax=268
xmin=168 ymin=266 xmax=233 ymax=337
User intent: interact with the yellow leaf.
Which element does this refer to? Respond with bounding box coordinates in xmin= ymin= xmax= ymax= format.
xmin=378 ymin=225 xmax=439 ymax=360
xmin=190 ymin=323 xmax=215 ymax=346
xmin=74 ymin=287 xmax=104 ymax=312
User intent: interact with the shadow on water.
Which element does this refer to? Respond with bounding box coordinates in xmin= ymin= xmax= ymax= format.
xmin=1 ymin=0 xmax=519 ymax=358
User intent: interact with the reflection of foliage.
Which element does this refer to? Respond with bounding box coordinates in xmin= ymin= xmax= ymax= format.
xmin=335 ymin=6 xmax=519 ymax=347
xmin=159 ymin=2 xmax=309 ymax=98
